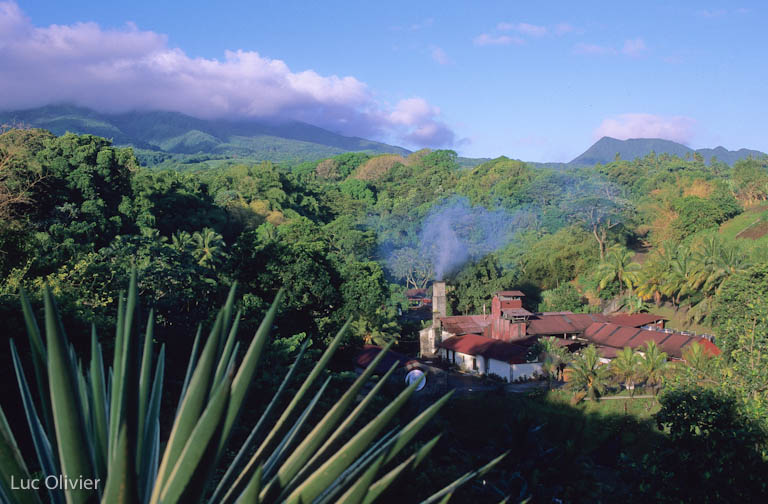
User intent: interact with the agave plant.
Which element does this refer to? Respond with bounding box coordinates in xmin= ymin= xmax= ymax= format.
xmin=0 ymin=270 xmax=506 ymax=504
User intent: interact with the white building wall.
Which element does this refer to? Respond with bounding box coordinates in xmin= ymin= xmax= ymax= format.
xmin=454 ymin=351 xmax=478 ymax=372
xmin=488 ymin=358 xmax=512 ymax=381
xmin=511 ymin=363 xmax=543 ymax=381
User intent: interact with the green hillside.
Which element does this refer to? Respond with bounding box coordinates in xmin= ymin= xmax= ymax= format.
xmin=0 ymin=105 xmax=410 ymax=166
xmin=719 ymin=202 xmax=768 ymax=245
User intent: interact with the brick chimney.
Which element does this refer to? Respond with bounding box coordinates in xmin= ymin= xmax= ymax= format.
xmin=432 ymin=281 xmax=446 ymax=325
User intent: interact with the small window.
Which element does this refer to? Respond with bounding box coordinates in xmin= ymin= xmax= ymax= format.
xmin=472 ymin=357 xmax=478 ymax=371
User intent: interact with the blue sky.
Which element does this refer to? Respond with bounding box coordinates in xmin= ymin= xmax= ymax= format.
xmin=3 ymin=1 xmax=766 ymax=161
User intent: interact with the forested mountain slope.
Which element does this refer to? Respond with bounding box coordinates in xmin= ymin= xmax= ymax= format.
xmin=0 ymin=105 xmax=410 ymax=166
xmin=571 ymin=136 xmax=766 ymax=166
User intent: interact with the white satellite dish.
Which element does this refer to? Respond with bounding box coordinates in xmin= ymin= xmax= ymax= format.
xmin=405 ymin=369 xmax=426 ymax=391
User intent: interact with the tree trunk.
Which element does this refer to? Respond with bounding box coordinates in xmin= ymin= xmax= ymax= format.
xmin=593 ymin=224 xmax=606 ymax=260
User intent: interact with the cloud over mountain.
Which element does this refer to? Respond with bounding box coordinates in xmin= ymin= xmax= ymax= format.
xmin=594 ymin=113 xmax=696 ymax=144
xmin=0 ymin=1 xmax=455 ymax=147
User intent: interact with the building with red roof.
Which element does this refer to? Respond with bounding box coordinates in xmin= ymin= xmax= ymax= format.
xmin=418 ymin=283 xmax=721 ymax=380
xmin=582 ymin=322 xmax=720 ymax=360
xmin=437 ymin=333 xmax=542 ymax=381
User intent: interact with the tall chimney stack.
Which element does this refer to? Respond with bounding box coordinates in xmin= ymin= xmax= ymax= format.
xmin=432 ymin=281 xmax=447 ymax=325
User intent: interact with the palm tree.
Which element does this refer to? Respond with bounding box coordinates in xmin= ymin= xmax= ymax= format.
xmin=171 ymin=230 xmax=194 ymax=253
xmin=597 ymin=245 xmax=641 ymax=294
xmin=622 ymin=295 xmax=651 ymax=314
xmin=350 ymin=312 xmax=400 ymax=347
xmin=661 ymin=245 xmax=693 ymax=310
xmin=567 ymin=345 xmax=610 ymax=402
xmin=610 ymin=347 xmax=642 ymax=413
xmin=192 ymin=227 xmax=226 ymax=267
xmin=687 ymin=236 xmax=750 ymax=323
xmin=639 ymin=340 xmax=668 ymax=405
xmin=634 ymin=253 xmax=666 ymax=306
xmin=681 ymin=341 xmax=718 ymax=383
xmin=536 ymin=336 xmax=571 ymax=390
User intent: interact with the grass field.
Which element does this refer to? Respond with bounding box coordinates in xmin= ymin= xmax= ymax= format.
xmin=719 ymin=202 xmax=768 ymax=245
xmin=543 ymin=388 xmax=661 ymax=418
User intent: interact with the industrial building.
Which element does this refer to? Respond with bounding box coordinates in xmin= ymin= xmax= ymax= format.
xmin=420 ymin=281 xmax=720 ymax=382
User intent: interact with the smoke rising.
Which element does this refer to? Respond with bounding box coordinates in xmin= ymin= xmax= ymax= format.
xmin=418 ymin=197 xmax=532 ymax=280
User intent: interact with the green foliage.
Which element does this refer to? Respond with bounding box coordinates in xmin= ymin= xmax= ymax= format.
xmin=537 ymin=284 xmax=586 ymax=313
xmin=670 ymin=196 xmax=729 ymax=241
xmin=446 ymin=255 xmax=512 ymax=315
xmin=2 ymin=274 xmax=499 ymax=504
xmin=732 ymin=157 xmax=768 ymax=204
xmin=519 ymin=227 xmax=599 ymax=290
xmin=711 ymin=263 xmax=768 ymax=417
xmin=455 ymin=157 xmax=533 ymax=208
xmin=644 ymin=387 xmax=768 ymax=502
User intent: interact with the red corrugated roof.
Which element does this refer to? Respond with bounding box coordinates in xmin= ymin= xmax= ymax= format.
xmin=502 ymin=308 xmax=533 ymax=317
xmin=582 ymin=322 xmax=721 ymax=358
xmin=438 ymin=334 xmax=529 ymax=364
xmin=439 ymin=315 xmax=491 ymax=335
xmin=497 ymin=290 xmax=525 ymax=297
xmin=607 ymin=313 xmax=668 ymax=327
xmin=527 ymin=313 xmax=609 ymax=335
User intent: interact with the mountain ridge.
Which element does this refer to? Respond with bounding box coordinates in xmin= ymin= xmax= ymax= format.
xmin=0 ymin=105 xmax=410 ymax=165
xmin=570 ymin=136 xmax=766 ymax=166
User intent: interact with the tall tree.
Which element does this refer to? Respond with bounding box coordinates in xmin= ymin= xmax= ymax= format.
xmin=567 ymin=345 xmax=610 ymax=401
xmin=610 ymin=347 xmax=641 ymax=413
xmin=562 ymin=180 xmax=632 ymax=260
xmin=596 ymin=244 xmax=641 ymax=294
xmin=192 ymin=227 xmax=226 ymax=268
xmin=639 ymin=340 xmax=668 ymax=401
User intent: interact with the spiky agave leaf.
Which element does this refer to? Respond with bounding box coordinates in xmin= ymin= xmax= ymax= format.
xmin=4 ymin=275 xmax=504 ymax=504
xmin=42 ymin=285 xmax=97 ymax=504
xmin=0 ymin=404 xmax=41 ymax=504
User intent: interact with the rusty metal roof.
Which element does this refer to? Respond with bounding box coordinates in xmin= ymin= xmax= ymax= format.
xmin=497 ymin=290 xmax=525 ymax=297
xmin=527 ymin=313 xmax=608 ymax=335
xmin=583 ymin=322 xmax=721 ymax=358
xmin=607 ymin=313 xmax=668 ymax=327
xmin=502 ymin=308 xmax=533 ymax=317
xmin=439 ymin=315 xmax=491 ymax=335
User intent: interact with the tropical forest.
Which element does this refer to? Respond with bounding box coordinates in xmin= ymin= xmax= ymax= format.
xmin=1 ymin=2 xmax=768 ymax=503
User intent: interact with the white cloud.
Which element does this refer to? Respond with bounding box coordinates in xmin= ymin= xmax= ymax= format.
xmin=497 ymin=22 xmax=548 ymax=36
xmin=473 ymin=33 xmax=524 ymax=46
xmin=573 ymin=42 xmax=616 ymax=55
xmin=388 ymin=98 xmax=455 ymax=146
xmin=595 ymin=113 xmax=697 ymax=144
xmin=430 ymin=46 xmax=451 ymax=65
xmin=554 ymin=22 xmax=575 ymax=35
xmin=0 ymin=1 xmax=456 ymax=147
xmin=697 ymin=8 xmax=727 ymax=18
xmin=573 ymin=38 xmax=647 ymax=56
xmin=622 ymin=38 xmax=647 ymax=56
